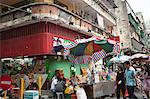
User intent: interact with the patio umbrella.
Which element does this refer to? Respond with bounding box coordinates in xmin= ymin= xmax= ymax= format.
xmin=131 ymin=53 xmax=149 ymax=60
xmin=52 ymin=36 xmax=117 ymax=64
xmin=70 ymin=40 xmax=114 ymax=56
xmin=53 ymin=36 xmax=114 ymax=56
xmin=110 ymin=55 xmax=131 ymax=63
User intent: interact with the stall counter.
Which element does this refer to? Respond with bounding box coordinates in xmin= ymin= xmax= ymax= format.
xmin=83 ymin=81 xmax=115 ymax=99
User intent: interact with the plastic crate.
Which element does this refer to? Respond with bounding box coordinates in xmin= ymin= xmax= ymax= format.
xmin=24 ymin=90 xmax=39 ymax=99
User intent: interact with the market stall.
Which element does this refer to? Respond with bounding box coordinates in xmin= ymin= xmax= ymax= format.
xmin=52 ymin=36 xmax=118 ymax=98
xmin=1 ymin=57 xmax=49 ymax=98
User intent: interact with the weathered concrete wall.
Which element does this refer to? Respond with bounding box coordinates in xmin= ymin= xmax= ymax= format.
xmin=114 ymin=0 xmax=132 ymax=51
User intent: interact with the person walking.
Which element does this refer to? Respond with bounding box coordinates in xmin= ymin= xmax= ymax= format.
xmin=50 ymin=76 xmax=58 ymax=98
xmin=143 ymin=64 xmax=150 ymax=99
xmin=124 ymin=61 xmax=138 ymax=99
xmin=116 ymin=66 xmax=126 ymax=99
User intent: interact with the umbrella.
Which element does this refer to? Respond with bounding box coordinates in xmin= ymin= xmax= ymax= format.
xmin=53 ymin=37 xmax=115 ymax=64
xmin=143 ymin=56 xmax=150 ymax=63
xmin=53 ymin=40 xmax=114 ymax=56
xmin=110 ymin=55 xmax=131 ymax=63
xmin=131 ymin=53 xmax=149 ymax=60
xmin=69 ymin=40 xmax=114 ymax=56
xmin=145 ymin=59 xmax=150 ymax=63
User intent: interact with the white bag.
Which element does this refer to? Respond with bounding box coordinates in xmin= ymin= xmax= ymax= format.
xmin=76 ymin=87 xmax=87 ymax=99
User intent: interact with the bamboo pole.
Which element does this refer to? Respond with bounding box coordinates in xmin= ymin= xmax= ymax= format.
xmin=38 ymin=74 xmax=42 ymax=96
xmin=20 ymin=78 xmax=24 ymax=99
xmin=4 ymin=90 xmax=7 ymax=99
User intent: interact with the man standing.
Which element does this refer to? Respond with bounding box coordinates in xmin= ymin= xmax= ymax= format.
xmin=51 ymin=77 xmax=58 ymax=98
xmin=124 ymin=61 xmax=138 ymax=99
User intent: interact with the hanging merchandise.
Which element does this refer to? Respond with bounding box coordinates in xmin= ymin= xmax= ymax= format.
xmin=14 ymin=59 xmax=24 ymax=66
xmin=76 ymin=56 xmax=92 ymax=64
xmin=39 ymin=60 xmax=42 ymax=65
xmin=113 ymin=43 xmax=120 ymax=55
xmin=36 ymin=60 xmax=40 ymax=67
xmin=94 ymin=73 xmax=100 ymax=83
xmin=71 ymin=67 xmax=76 ymax=71
xmin=81 ymin=68 xmax=87 ymax=77
xmin=68 ymin=55 xmax=76 ymax=64
xmin=88 ymin=61 xmax=95 ymax=71
xmin=24 ymin=58 xmax=33 ymax=63
xmin=32 ymin=59 xmax=36 ymax=68
xmin=78 ymin=56 xmax=84 ymax=64
xmin=70 ymin=64 xmax=76 ymax=76
xmin=17 ymin=66 xmax=22 ymax=71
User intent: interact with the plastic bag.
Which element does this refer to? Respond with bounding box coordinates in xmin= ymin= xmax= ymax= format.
xmin=76 ymin=87 xmax=87 ymax=99
xmin=65 ymin=87 xmax=71 ymax=94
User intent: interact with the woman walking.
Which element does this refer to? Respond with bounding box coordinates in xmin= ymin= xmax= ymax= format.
xmin=116 ymin=66 xmax=126 ymax=99
xmin=143 ymin=64 xmax=150 ymax=99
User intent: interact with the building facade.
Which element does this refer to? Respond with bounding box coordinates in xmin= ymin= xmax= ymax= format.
xmin=114 ymin=0 xmax=146 ymax=54
xmin=145 ymin=21 xmax=150 ymax=50
xmin=0 ymin=0 xmax=118 ymax=58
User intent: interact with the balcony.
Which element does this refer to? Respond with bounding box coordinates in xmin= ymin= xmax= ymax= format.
xmin=128 ymin=14 xmax=140 ymax=35
xmin=82 ymin=0 xmax=117 ymax=25
xmin=0 ymin=2 xmax=113 ymax=38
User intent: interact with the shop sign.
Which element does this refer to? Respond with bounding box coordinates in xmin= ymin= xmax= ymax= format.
xmin=0 ymin=75 xmax=12 ymax=90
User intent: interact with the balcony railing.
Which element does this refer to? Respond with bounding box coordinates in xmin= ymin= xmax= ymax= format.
xmin=80 ymin=0 xmax=116 ymax=26
xmin=0 ymin=2 xmax=113 ymax=38
xmin=93 ymin=0 xmax=116 ymax=18
xmin=128 ymin=14 xmax=140 ymax=35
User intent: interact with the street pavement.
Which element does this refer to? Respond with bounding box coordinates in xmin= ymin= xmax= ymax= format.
xmin=0 ymin=90 xmax=147 ymax=99
xmin=105 ymin=91 xmax=144 ymax=99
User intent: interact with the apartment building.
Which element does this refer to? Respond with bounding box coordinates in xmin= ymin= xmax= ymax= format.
xmin=145 ymin=21 xmax=150 ymax=50
xmin=0 ymin=0 xmax=117 ymax=58
xmin=114 ymin=0 xmax=146 ymax=55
